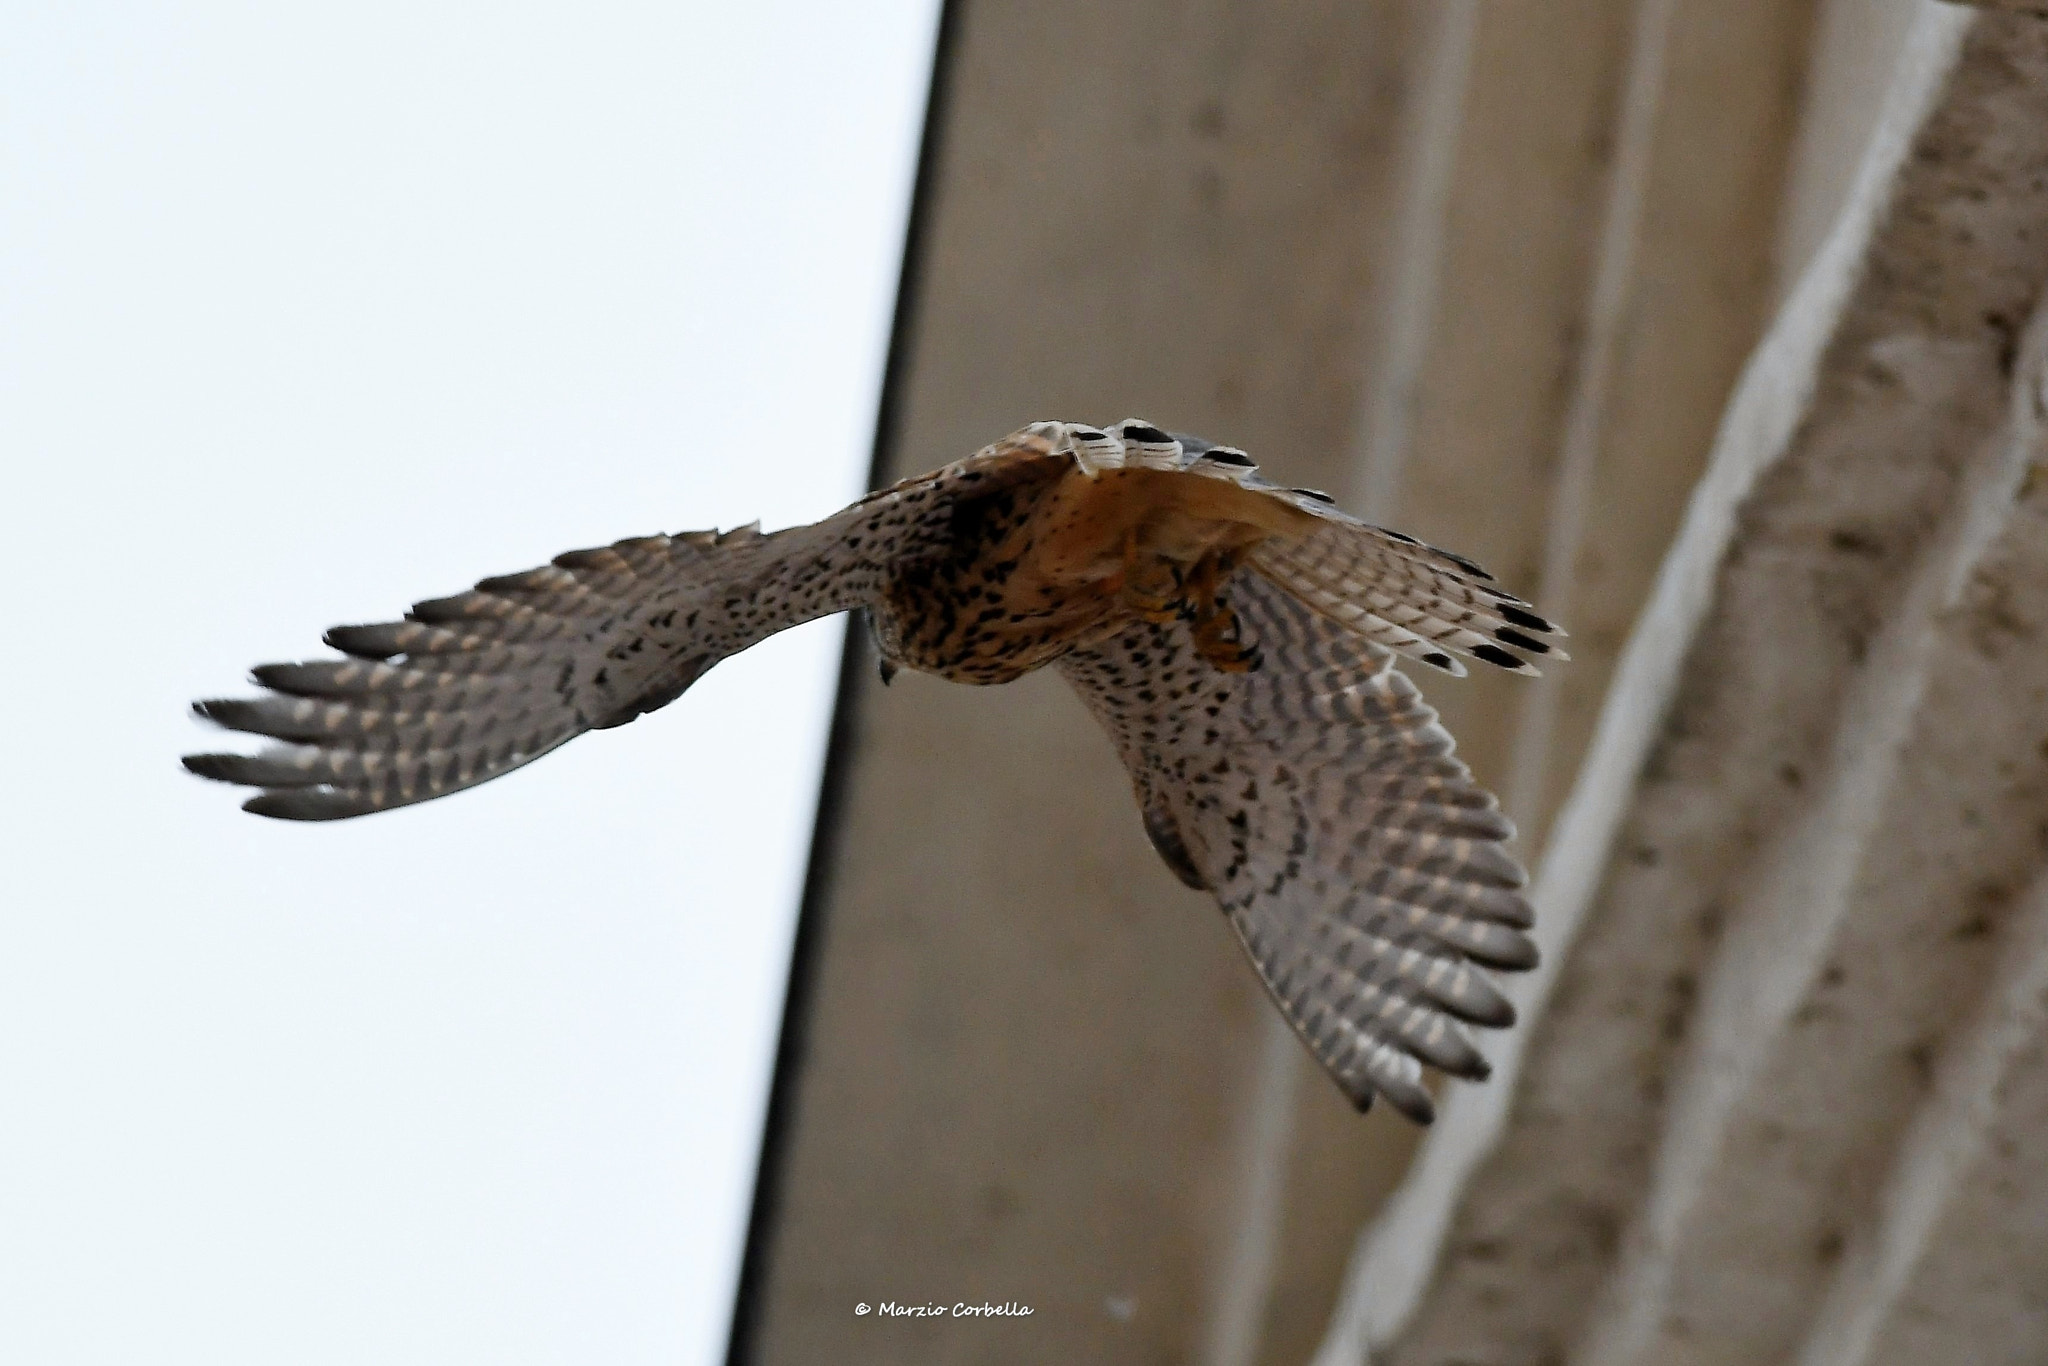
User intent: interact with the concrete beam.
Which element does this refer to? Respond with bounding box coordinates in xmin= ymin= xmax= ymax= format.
xmin=736 ymin=2 xmax=2048 ymax=1363
xmin=1315 ymin=8 xmax=2048 ymax=1363
xmin=1290 ymin=0 xmax=1820 ymax=1359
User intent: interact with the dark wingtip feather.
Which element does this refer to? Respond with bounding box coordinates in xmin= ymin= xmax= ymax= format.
xmin=1435 ymin=548 xmax=1494 ymax=581
xmin=191 ymin=698 xmax=246 ymax=730
xmin=1472 ymin=931 xmax=1540 ymax=973
xmin=1408 ymin=1023 xmax=1493 ymax=1081
xmin=192 ymin=697 xmax=282 ymax=738
xmin=181 ymin=746 xmax=329 ymax=789
xmin=183 ymin=752 xmax=241 ymax=783
xmin=407 ymin=593 xmax=475 ymax=624
xmin=475 ymin=569 xmax=544 ymax=594
xmin=250 ymin=662 xmax=325 ymax=696
xmin=186 ymin=750 xmax=328 ymax=788
xmin=242 ymin=788 xmax=378 ymax=821
xmin=1481 ymin=890 xmax=1537 ymax=930
xmin=1494 ymin=627 xmax=1552 ymax=655
xmin=1441 ymin=806 xmax=1517 ymax=842
xmin=1384 ymin=1085 xmax=1436 ymax=1126
xmin=1470 ymin=642 xmax=1537 ymax=674
xmin=323 ymin=623 xmax=405 ymax=660
xmin=1500 ymin=604 xmax=1564 ymax=636
xmin=1452 ymin=992 xmax=1517 ymax=1030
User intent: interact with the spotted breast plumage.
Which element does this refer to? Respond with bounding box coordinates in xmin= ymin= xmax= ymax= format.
xmin=186 ymin=419 xmax=1566 ymax=1122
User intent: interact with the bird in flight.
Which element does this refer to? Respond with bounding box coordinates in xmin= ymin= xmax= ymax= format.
xmin=187 ymin=419 xmax=1564 ymax=1122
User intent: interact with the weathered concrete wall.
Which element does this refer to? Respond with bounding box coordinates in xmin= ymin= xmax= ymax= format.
xmin=1321 ymin=8 xmax=2048 ymax=1365
xmin=1254 ymin=0 xmax=1817 ymax=1360
xmin=737 ymin=2 xmax=2048 ymax=1364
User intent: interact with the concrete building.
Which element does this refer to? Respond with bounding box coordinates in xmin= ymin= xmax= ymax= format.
xmin=731 ymin=3 xmax=2048 ymax=1362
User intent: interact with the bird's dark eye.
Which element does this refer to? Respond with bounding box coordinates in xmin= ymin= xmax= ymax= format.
xmin=1292 ymin=487 xmax=1335 ymax=503
xmin=1203 ymin=448 xmax=1255 ymax=468
xmin=1122 ymin=423 xmax=1173 ymax=444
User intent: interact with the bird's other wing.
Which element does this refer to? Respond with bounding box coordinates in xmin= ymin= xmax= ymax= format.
xmin=1167 ymin=438 xmax=1569 ymax=678
xmin=1248 ymin=508 xmax=1568 ymax=678
xmin=1056 ymin=569 xmax=1539 ymax=1122
xmin=186 ymin=429 xmax=1071 ymax=820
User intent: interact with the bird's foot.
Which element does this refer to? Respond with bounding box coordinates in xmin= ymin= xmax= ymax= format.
xmin=1192 ymin=602 xmax=1261 ymax=672
xmin=1118 ymin=529 xmax=1185 ymax=622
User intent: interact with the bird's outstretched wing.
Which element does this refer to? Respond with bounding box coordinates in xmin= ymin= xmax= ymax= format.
xmin=186 ymin=437 xmax=1067 ymax=820
xmin=1057 ymin=566 xmax=1543 ymax=1122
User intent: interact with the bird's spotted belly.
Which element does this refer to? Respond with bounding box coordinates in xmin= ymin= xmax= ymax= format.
xmin=876 ymin=465 xmax=1315 ymax=685
xmin=876 ymin=468 xmax=1114 ymax=684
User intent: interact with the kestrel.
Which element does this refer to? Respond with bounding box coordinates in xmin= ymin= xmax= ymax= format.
xmin=187 ymin=419 xmax=1565 ymax=1122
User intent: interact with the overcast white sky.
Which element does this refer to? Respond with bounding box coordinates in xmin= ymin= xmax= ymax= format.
xmin=0 ymin=4 xmax=939 ymax=1363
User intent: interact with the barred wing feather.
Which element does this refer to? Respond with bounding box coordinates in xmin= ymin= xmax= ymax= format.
xmin=1057 ymin=570 xmax=1538 ymax=1122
